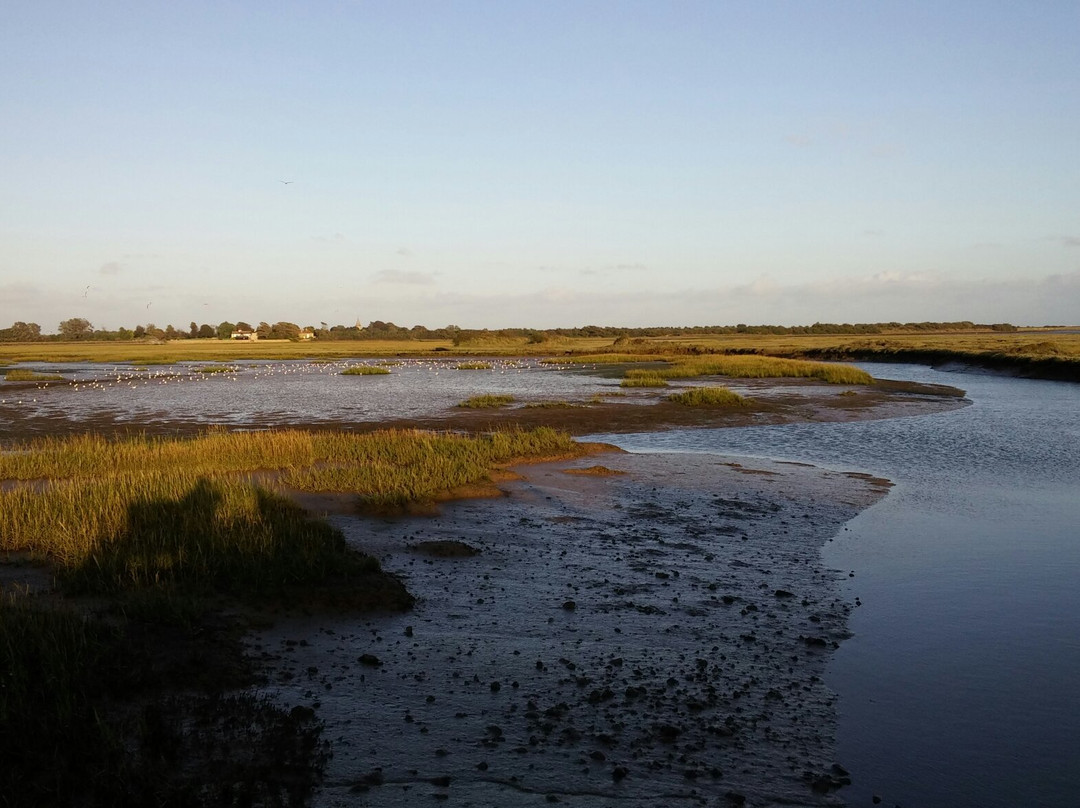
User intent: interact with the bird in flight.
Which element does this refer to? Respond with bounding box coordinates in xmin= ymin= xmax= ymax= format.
xmin=279 ymin=180 xmax=294 ymax=185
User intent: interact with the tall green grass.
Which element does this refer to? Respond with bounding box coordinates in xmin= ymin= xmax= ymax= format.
xmin=0 ymin=428 xmax=582 ymax=596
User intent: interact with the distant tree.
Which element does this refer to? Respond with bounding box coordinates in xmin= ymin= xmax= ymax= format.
xmin=198 ymin=324 xmax=216 ymax=339
xmin=58 ymin=317 xmax=93 ymax=340
xmin=116 ymin=327 xmax=134 ymax=340
xmin=235 ymin=321 xmax=253 ymax=333
xmin=270 ymin=321 xmax=300 ymax=340
xmin=133 ymin=325 xmax=146 ymax=339
xmin=216 ymin=321 xmax=236 ymax=340
xmin=164 ymin=325 xmax=179 ymax=340
xmin=189 ymin=321 xmax=198 ymax=338
xmin=0 ymin=321 xmax=42 ymax=342
xmin=256 ymin=321 xmax=272 ymax=339
xmin=144 ymin=323 xmax=165 ymax=340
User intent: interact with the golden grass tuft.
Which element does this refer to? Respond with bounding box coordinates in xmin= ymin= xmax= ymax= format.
xmin=341 ymin=365 xmax=391 ymax=375
xmin=457 ymin=394 xmax=515 ymax=408
xmin=666 ymin=386 xmax=751 ymax=407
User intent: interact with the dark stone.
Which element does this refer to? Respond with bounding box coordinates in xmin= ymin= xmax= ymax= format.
xmin=358 ymin=653 xmax=381 ymax=666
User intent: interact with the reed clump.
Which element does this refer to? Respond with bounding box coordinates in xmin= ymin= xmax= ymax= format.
xmin=341 ymin=365 xmax=391 ymax=375
xmin=541 ymin=354 xmax=659 ymax=365
xmin=194 ymin=365 xmax=238 ymax=373
xmin=4 ymin=369 xmax=64 ymax=382
xmin=666 ymin=386 xmax=751 ymax=407
xmin=455 ymin=361 xmax=494 ymax=370
xmin=457 ymin=394 xmax=515 ymax=408
xmin=620 ymin=372 xmax=669 ymax=388
xmin=622 ymin=355 xmax=872 ymax=385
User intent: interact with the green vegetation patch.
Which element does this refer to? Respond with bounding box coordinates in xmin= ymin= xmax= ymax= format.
xmin=457 ymin=394 xmax=516 ymax=409
xmin=625 ymin=355 xmax=873 ymax=385
xmin=194 ymin=365 xmax=239 ymax=373
xmin=0 ymin=427 xmax=582 ymax=594
xmin=4 ymin=369 xmax=64 ymax=382
xmin=666 ymin=386 xmax=751 ymax=407
xmin=0 ymin=591 xmax=329 ymax=805
xmin=620 ymin=372 xmax=670 ymax=388
xmin=341 ymin=365 xmax=391 ymax=375
xmin=541 ymin=353 xmax=659 ymax=364
xmin=455 ymin=361 xmax=494 ymax=370
xmin=524 ymin=400 xmax=581 ymax=409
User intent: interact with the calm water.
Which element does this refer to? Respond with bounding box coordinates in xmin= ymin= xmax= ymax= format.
xmin=589 ymin=364 xmax=1080 ymax=807
xmin=0 ymin=358 xmax=617 ymax=429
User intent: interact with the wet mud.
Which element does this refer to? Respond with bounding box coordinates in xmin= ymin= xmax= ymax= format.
xmin=251 ymin=452 xmax=889 ymax=807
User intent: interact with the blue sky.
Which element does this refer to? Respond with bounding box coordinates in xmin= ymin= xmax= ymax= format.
xmin=2 ymin=1 xmax=1077 ymax=331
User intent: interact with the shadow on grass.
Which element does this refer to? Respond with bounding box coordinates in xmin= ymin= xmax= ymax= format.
xmin=2 ymin=477 xmax=413 ymax=806
xmin=61 ymin=476 xmax=413 ymax=611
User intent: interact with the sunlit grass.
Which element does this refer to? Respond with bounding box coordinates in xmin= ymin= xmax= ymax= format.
xmin=455 ymin=361 xmax=494 ymax=370
xmin=619 ymin=355 xmax=872 ymax=385
xmin=666 ymin=386 xmax=751 ymax=407
xmin=0 ymin=427 xmax=583 ymax=595
xmin=4 ymin=369 xmax=64 ymax=382
xmin=619 ymin=373 xmax=669 ymax=388
xmin=341 ymin=365 xmax=391 ymax=375
xmin=456 ymin=394 xmax=516 ymax=408
xmin=540 ymin=354 xmax=659 ymax=365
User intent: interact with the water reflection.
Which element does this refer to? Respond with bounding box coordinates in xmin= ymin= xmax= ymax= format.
xmin=588 ymin=365 xmax=1080 ymax=807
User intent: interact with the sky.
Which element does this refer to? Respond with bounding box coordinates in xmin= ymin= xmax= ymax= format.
xmin=2 ymin=1 xmax=1078 ymax=332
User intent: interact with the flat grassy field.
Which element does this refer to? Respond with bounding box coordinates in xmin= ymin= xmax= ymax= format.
xmin=3 ymin=330 xmax=1077 ymax=368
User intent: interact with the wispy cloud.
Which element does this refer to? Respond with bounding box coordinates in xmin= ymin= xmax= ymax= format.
xmin=396 ymin=247 xmax=413 ymax=257
xmin=99 ymin=261 xmax=124 ymax=275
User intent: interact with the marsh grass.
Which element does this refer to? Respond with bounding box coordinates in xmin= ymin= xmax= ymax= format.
xmin=524 ymin=400 xmax=581 ymax=408
xmin=622 ymin=355 xmax=872 ymax=385
xmin=0 ymin=427 xmax=580 ymax=596
xmin=194 ymin=365 xmax=239 ymax=373
xmin=0 ymin=589 xmax=330 ymax=805
xmin=4 ymin=369 xmax=64 ymax=382
xmin=0 ymin=591 xmax=133 ymax=802
xmin=541 ymin=354 xmax=659 ymax=365
xmin=341 ymin=365 xmax=391 ymax=375
xmin=455 ymin=361 xmax=494 ymax=370
xmin=457 ymin=394 xmax=515 ymax=408
xmin=620 ymin=373 xmax=670 ymax=388
xmin=666 ymin=386 xmax=751 ymax=407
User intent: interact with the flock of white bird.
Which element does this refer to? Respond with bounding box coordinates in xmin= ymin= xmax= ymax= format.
xmin=0 ymin=358 xmax=582 ymax=409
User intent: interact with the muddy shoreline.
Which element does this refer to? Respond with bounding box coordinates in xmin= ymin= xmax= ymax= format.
xmin=253 ymin=452 xmax=892 ymax=807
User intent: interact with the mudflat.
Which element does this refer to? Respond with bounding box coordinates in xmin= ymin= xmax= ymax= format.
xmin=253 ymin=451 xmax=889 ymax=807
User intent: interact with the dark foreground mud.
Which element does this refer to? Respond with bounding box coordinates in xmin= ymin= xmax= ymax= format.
xmin=251 ymin=452 xmax=890 ymax=807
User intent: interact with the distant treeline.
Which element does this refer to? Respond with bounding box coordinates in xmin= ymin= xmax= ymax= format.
xmin=1 ymin=318 xmax=1022 ymax=343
